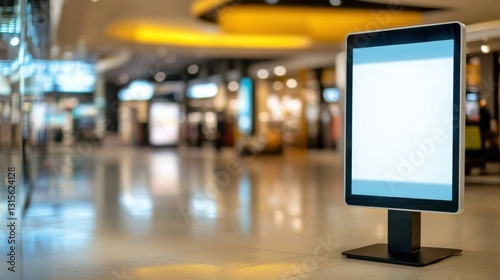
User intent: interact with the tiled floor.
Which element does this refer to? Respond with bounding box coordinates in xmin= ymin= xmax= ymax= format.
xmin=3 ymin=145 xmax=500 ymax=279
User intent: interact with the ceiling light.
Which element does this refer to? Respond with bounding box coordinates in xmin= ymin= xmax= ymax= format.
xmin=10 ymin=37 xmax=19 ymax=46
xmin=274 ymin=66 xmax=287 ymax=76
xmin=286 ymin=78 xmax=297 ymax=88
xmin=187 ymin=64 xmax=199 ymax=75
xmin=272 ymin=81 xmax=283 ymax=91
xmin=228 ymin=81 xmax=239 ymax=91
xmin=257 ymin=69 xmax=269 ymax=79
xmin=329 ymin=0 xmax=342 ymax=6
xmin=154 ymin=72 xmax=166 ymax=82
xmin=265 ymin=0 xmax=280 ymax=4
xmin=118 ymin=73 xmax=129 ymax=85
xmin=166 ymin=54 xmax=177 ymax=64
xmin=481 ymin=44 xmax=490 ymax=53
xmin=90 ymin=0 xmax=98 ymax=2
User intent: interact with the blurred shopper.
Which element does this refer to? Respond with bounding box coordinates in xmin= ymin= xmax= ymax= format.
xmin=479 ymin=99 xmax=492 ymax=148
xmin=478 ymin=99 xmax=500 ymax=161
xmin=215 ymin=111 xmax=226 ymax=150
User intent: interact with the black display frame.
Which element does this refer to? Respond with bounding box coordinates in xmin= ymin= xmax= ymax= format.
xmin=344 ymin=22 xmax=465 ymax=214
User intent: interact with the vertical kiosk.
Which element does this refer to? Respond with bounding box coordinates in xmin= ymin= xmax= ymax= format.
xmin=343 ymin=22 xmax=466 ymax=266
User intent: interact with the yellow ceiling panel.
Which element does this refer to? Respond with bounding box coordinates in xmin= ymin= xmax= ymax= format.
xmin=191 ymin=0 xmax=233 ymax=17
xmin=218 ymin=6 xmax=422 ymax=42
xmin=106 ymin=20 xmax=312 ymax=49
xmin=107 ymin=3 xmax=423 ymax=50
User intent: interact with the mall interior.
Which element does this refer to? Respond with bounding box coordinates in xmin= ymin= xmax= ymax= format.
xmin=1 ymin=0 xmax=500 ymax=279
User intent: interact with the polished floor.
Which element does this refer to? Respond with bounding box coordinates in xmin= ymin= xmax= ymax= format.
xmin=3 ymin=144 xmax=500 ymax=279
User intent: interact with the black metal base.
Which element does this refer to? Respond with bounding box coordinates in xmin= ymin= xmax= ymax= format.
xmin=342 ymin=243 xmax=461 ymax=267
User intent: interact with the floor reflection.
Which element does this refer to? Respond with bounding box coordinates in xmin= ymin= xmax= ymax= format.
xmin=16 ymin=145 xmax=500 ymax=279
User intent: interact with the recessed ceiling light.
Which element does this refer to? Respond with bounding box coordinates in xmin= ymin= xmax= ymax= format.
xmin=286 ymin=78 xmax=297 ymax=88
xmin=274 ymin=66 xmax=287 ymax=76
xmin=10 ymin=37 xmax=19 ymax=46
xmin=166 ymin=54 xmax=177 ymax=64
xmin=228 ymin=81 xmax=239 ymax=91
xmin=273 ymin=81 xmax=283 ymax=91
xmin=265 ymin=0 xmax=280 ymax=4
xmin=257 ymin=69 xmax=269 ymax=79
xmin=481 ymin=44 xmax=490 ymax=53
xmin=329 ymin=0 xmax=342 ymax=6
xmin=187 ymin=64 xmax=199 ymax=75
xmin=118 ymin=73 xmax=129 ymax=85
xmin=154 ymin=72 xmax=166 ymax=82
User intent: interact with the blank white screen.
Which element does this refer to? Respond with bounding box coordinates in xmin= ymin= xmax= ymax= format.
xmin=351 ymin=40 xmax=454 ymax=200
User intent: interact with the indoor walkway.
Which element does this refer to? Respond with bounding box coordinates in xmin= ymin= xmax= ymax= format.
xmin=6 ymin=146 xmax=500 ymax=279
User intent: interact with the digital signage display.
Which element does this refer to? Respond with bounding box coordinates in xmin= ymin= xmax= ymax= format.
xmin=51 ymin=61 xmax=96 ymax=93
xmin=149 ymin=102 xmax=180 ymax=146
xmin=186 ymin=76 xmax=221 ymax=99
xmin=118 ymin=81 xmax=155 ymax=101
xmin=345 ymin=22 xmax=465 ymax=213
xmin=237 ymin=77 xmax=254 ymax=136
xmin=465 ymin=92 xmax=480 ymax=122
xmin=186 ymin=83 xmax=218 ymax=99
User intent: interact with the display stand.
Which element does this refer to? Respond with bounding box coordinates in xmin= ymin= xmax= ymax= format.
xmin=342 ymin=210 xmax=461 ymax=266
